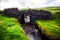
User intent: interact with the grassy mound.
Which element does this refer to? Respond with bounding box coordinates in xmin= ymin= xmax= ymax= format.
xmin=36 ymin=18 xmax=60 ymax=39
xmin=0 ymin=15 xmax=29 ymax=40
xmin=35 ymin=6 xmax=60 ymax=39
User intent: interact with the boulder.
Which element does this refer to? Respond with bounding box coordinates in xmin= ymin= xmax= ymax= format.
xmin=3 ymin=8 xmax=20 ymax=18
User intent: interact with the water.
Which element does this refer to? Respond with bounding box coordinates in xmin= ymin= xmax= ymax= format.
xmin=27 ymin=35 xmax=34 ymax=40
xmin=27 ymin=29 xmax=41 ymax=40
xmin=22 ymin=24 xmax=41 ymax=40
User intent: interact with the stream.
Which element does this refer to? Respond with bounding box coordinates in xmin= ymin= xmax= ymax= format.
xmin=22 ymin=24 xmax=41 ymax=40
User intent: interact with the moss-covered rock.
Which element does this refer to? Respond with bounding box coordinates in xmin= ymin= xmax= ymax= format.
xmin=0 ymin=15 xmax=29 ymax=40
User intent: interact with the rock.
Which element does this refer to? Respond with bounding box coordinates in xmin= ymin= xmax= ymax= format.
xmin=3 ymin=8 xmax=53 ymax=24
xmin=27 ymin=9 xmax=53 ymax=23
xmin=18 ymin=9 xmax=53 ymax=24
xmin=3 ymin=8 xmax=20 ymax=18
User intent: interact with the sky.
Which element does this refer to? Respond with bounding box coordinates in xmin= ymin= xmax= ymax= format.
xmin=0 ymin=0 xmax=60 ymax=10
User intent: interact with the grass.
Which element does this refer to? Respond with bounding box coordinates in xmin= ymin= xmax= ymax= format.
xmin=0 ymin=15 xmax=29 ymax=40
xmin=35 ymin=6 xmax=60 ymax=39
xmin=36 ymin=18 xmax=60 ymax=38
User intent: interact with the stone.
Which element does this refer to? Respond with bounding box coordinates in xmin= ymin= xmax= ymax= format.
xmin=3 ymin=8 xmax=53 ymax=24
xmin=27 ymin=9 xmax=53 ymax=23
xmin=3 ymin=8 xmax=20 ymax=18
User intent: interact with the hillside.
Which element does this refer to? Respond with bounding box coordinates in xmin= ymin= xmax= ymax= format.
xmin=0 ymin=15 xmax=29 ymax=40
xmin=35 ymin=6 xmax=60 ymax=39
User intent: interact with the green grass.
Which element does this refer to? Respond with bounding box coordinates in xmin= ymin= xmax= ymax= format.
xmin=0 ymin=15 xmax=29 ymax=40
xmin=35 ymin=6 xmax=60 ymax=39
xmin=33 ymin=6 xmax=60 ymax=14
xmin=36 ymin=18 xmax=60 ymax=38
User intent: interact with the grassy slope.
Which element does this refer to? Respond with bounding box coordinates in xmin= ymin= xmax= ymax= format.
xmin=0 ymin=15 xmax=29 ymax=40
xmin=35 ymin=6 xmax=60 ymax=39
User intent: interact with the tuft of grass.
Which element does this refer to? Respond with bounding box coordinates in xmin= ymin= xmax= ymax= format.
xmin=0 ymin=15 xmax=29 ymax=40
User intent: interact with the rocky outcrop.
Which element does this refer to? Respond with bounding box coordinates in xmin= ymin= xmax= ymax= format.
xmin=3 ymin=8 xmax=53 ymax=24
xmin=27 ymin=9 xmax=53 ymax=23
xmin=3 ymin=8 xmax=20 ymax=18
